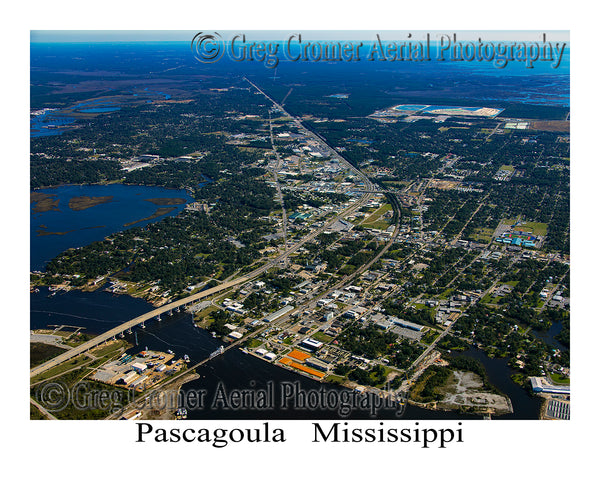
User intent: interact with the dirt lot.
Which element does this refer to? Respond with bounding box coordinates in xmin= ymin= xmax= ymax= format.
xmin=437 ymin=371 xmax=513 ymax=415
xmin=530 ymin=121 xmax=570 ymax=132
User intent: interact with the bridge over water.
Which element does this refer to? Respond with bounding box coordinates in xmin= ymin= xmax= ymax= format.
xmin=30 ymin=275 xmax=250 ymax=378
xmin=30 ymin=187 xmax=374 ymax=378
xmin=31 ymin=80 xmax=378 ymax=379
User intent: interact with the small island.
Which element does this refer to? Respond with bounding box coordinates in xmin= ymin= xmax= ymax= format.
xmin=68 ymin=195 xmax=114 ymax=211
xmin=31 ymin=192 xmax=60 ymax=213
xmin=123 ymin=207 xmax=177 ymax=227
xmin=144 ymin=197 xmax=187 ymax=206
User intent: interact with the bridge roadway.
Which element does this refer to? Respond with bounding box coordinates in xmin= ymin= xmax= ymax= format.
xmin=32 ymin=80 xmax=381 ymax=378
xmin=30 ymin=276 xmax=249 ymax=378
xmin=30 ymin=188 xmax=374 ymax=378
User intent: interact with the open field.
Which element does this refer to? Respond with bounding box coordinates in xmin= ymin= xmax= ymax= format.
xmin=469 ymin=227 xmax=495 ymax=243
xmin=518 ymin=222 xmax=548 ymax=236
xmin=437 ymin=371 xmax=512 ymax=414
xmin=30 ymin=342 xmax=69 ymax=368
xmin=362 ymin=203 xmax=392 ymax=230
xmin=550 ymin=373 xmax=570 ymax=385
xmin=498 ymin=219 xmax=548 ymax=237
xmin=530 ymin=120 xmax=570 ymax=132
xmin=411 ymin=369 xmax=512 ymax=415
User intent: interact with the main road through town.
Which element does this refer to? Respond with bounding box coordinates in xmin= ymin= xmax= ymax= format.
xmin=31 ymin=83 xmax=381 ymax=378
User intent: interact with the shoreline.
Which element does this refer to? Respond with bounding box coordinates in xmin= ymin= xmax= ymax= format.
xmin=406 ymin=395 xmax=514 ymax=417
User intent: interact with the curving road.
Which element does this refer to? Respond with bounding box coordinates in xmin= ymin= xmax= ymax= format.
xmin=31 ymin=79 xmax=380 ymax=379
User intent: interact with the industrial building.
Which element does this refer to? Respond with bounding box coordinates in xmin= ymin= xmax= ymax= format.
xmin=263 ymin=305 xmax=294 ymax=323
xmin=530 ymin=377 xmax=570 ymax=395
xmin=131 ymin=362 xmax=148 ymax=374
xmin=305 ymin=357 xmax=330 ymax=372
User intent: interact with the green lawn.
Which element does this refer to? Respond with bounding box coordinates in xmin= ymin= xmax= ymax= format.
xmin=469 ymin=227 xmax=495 ymax=243
xmin=518 ymin=222 xmax=548 ymax=236
xmin=363 ymin=220 xmax=391 ymax=230
xmin=362 ymin=204 xmax=393 ymax=231
xmin=246 ymin=338 xmax=263 ymax=349
xmin=421 ymin=329 xmax=440 ymax=345
xmin=326 ymin=374 xmax=345 ymax=385
xmin=312 ymin=331 xmax=334 ymax=343
xmin=438 ymin=288 xmax=455 ymax=300
xmin=550 ymin=373 xmax=570 ymax=385
xmin=30 ymin=403 xmax=46 ymax=420
xmin=382 ymin=181 xmax=409 ymax=188
xmin=499 ymin=219 xmax=548 ymax=237
xmin=500 ymin=218 xmax=519 ymax=226
xmin=481 ymin=293 xmax=501 ymax=304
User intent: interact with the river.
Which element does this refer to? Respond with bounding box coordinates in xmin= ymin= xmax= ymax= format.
xmin=30 ymin=284 xmax=542 ymax=420
xmin=30 ymin=183 xmax=194 ymax=271
xmin=30 ymin=182 xmax=541 ymax=420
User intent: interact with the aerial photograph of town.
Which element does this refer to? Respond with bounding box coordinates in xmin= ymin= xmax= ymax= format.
xmin=27 ymin=27 xmax=573 ymax=429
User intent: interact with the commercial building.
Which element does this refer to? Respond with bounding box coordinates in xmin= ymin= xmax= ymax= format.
xmin=530 ymin=377 xmax=570 ymax=395
xmin=301 ymin=338 xmax=324 ymax=350
xmin=264 ymin=305 xmax=294 ymax=323
xmin=388 ymin=317 xmax=424 ymax=332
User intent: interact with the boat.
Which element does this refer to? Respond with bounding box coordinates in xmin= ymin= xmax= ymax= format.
xmin=209 ymin=346 xmax=225 ymax=359
xmin=167 ymin=349 xmax=174 ymax=355
xmin=183 ymin=354 xmax=190 ymax=363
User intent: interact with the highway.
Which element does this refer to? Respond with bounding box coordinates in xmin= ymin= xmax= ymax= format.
xmin=31 ymin=149 xmax=374 ymax=378
xmin=31 ymin=79 xmax=382 ymax=379
xmin=244 ymin=77 xmax=377 ymax=193
xmin=30 ymin=188 xmax=374 ymax=378
xmin=268 ymin=110 xmax=289 ymax=259
xmin=35 ymin=78 xmax=412 ymax=420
